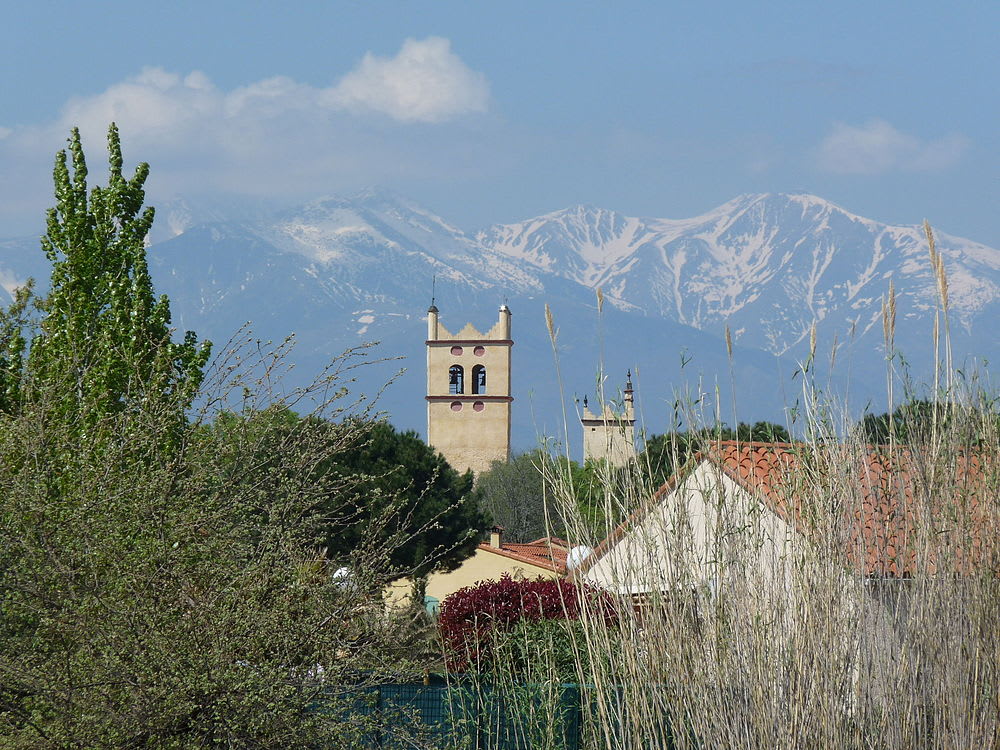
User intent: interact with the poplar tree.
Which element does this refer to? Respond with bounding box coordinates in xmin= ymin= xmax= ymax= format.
xmin=0 ymin=127 xmax=416 ymax=747
xmin=22 ymin=124 xmax=210 ymax=434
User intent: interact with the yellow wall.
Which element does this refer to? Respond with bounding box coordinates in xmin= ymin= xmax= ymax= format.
xmin=582 ymin=413 xmax=636 ymax=466
xmin=386 ymin=546 xmax=560 ymax=610
xmin=425 ymin=306 xmax=512 ymax=475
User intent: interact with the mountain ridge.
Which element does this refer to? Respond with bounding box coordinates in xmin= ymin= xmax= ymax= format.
xmin=2 ymin=190 xmax=997 ymax=453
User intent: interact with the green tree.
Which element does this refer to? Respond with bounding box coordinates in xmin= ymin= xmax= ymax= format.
xmin=0 ymin=127 xmax=424 ymax=747
xmin=323 ymin=420 xmax=486 ymax=578
xmin=476 ymin=451 xmax=625 ymax=542
xmin=202 ymin=409 xmax=486 ymax=579
xmin=857 ymin=399 xmax=997 ymax=445
xmin=17 ymin=125 xmax=210 ymax=435
xmin=476 ymin=450 xmax=555 ymax=542
xmin=0 ymin=283 xmax=31 ymax=414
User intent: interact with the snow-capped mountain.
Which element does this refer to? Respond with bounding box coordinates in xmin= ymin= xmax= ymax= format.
xmin=2 ymin=190 xmax=998 ymax=451
xmin=481 ymin=193 xmax=1000 ymax=361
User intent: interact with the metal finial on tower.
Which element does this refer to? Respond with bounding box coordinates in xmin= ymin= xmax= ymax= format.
xmin=583 ymin=395 xmax=589 ymax=409
xmin=428 ymin=275 xmax=438 ymax=313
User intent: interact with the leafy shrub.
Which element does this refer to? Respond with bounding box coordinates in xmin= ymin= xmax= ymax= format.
xmin=438 ymin=575 xmax=618 ymax=671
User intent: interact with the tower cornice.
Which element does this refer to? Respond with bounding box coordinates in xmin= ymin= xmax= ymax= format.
xmin=426 ymin=395 xmax=513 ymax=403
xmin=426 ymin=339 xmax=513 ymax=346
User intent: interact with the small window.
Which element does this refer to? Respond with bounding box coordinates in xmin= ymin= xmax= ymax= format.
xmin=449 ymin=365 xmax=464 ymax=394
xmin=472 ymin=365 xmax=486 ymax=395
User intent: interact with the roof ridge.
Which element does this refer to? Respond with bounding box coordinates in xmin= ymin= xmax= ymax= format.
xmin=478 ymin=542 xmax=568 ymax=574
xmin=710 ymin=440 xmax=800 ymax=448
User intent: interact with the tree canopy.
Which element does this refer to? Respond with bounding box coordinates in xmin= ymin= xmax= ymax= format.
xmin=475 ymin=450 xmax=628 ymax=543
xmin=7 ymin=125 xmax=210 ymax=435
xmin=329 ymin=420 xmax=486 ymax=577
xmin=857 ymin=399 xmax=999 ymax=446
xmin=476 ymin=450 xmax=555 ymax=542
xmin=207 ymin=410 xmax=486 ymax=579
xmin=0 ymin=126 xmax=429 ymax=747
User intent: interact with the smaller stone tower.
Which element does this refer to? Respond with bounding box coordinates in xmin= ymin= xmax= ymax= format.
xmin=581 ymin=371 xmax=636 ymax=466
xmin=426 ymin=304 xmax=512 ymax=475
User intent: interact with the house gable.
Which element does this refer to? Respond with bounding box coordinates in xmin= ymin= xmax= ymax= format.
xmin=576 ymin=440 xmax=996 ymax=595
xmin=580 ymin=459 xmax=796 ymax=595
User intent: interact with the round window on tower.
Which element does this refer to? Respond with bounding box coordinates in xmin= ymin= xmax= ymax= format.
xmin=473 ymin=401 xmax=485 ymax=412
xmin=450 ymin=401 xmax=463 ymax=411
xmin=473 ymin=346 xmax=486 ymax=356
xmin=450 ymin=346 xmax=463 ymax=356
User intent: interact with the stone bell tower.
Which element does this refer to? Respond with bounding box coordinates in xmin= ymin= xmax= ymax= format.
xmin=426 ymin=304 xmax=512 ymax=475
xmin=581 ymin=371 xmax=636 ymax=467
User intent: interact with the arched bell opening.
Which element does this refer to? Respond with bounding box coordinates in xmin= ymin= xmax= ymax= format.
xmin=448 ymin=364 xmax=464 ymax=394
xmin=471 ymin=364 xmax=487 ymax=395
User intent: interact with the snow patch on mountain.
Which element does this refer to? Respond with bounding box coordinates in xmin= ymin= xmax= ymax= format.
xmin=479 ymin=192 xmax=1000 ymax=358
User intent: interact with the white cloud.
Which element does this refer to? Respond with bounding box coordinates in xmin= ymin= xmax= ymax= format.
xmin=39 ymin=37 xmax=488 ymax=151
xmin=0 ymin=38 xmax=496 ymax=233
xmin=324 ymin=37 xmax=489 ymax=123
xmin=58 ymin=67 xmax=223 ymax=149
xmin=41 ymin=38 xmax=487 ymax=144
xmin=816 ymin=119 xmax=968 ymax=175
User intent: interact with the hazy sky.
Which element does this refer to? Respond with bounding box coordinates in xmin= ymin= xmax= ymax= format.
xmin=2 ymin=1 xmax=997 ymax=245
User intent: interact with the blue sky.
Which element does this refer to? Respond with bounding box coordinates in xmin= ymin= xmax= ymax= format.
xmin=1 ymin=1 xmax=997 ymax=245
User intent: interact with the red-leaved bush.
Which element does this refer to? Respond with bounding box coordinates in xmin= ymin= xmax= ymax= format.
xmin=438 ymin=575 xmax=618 ymax=671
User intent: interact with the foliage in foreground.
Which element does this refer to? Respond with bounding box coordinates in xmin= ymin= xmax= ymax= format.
xmin=205 ymin=411 xmax=485 ymax=581
xmin=0 ymin=126 xmax=429 ymax=748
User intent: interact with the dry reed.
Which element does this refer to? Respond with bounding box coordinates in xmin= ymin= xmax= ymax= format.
xmin=460 ymin=225 xmax=999 ymax=749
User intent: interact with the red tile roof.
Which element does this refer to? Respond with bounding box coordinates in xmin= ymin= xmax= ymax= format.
xmin=579 ymin=441 xmax=998 ymax=579
xmin=479 ymin=536 xmax=570 ymax=576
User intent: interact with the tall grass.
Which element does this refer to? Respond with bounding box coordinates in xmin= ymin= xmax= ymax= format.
xmin=458 ymin=224 xmax=1000 ymax=749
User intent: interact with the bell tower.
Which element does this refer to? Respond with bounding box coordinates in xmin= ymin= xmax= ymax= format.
xmin=426 ymin=304 xmax=512 ymax=475
xmin=581 ymin=371 xmax=636 ymax=466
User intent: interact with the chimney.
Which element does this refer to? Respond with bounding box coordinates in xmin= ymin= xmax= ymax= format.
xmin=489 ymin=525 xmax=503 ymax=549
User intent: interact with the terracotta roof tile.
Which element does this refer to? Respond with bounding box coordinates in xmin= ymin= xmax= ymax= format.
xmin=714 ymin=441 xmax=998 ymax=576
xmin=581 ymin=441 xmax=998 ymax=579
xmin=479 ymin=536 xmax=570 ymax=575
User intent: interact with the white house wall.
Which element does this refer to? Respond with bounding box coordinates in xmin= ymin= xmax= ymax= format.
xmin=583 ymin=460 xmax=798 ymax=599
xmin=581 ymin=457 xmax=920 ymax=712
